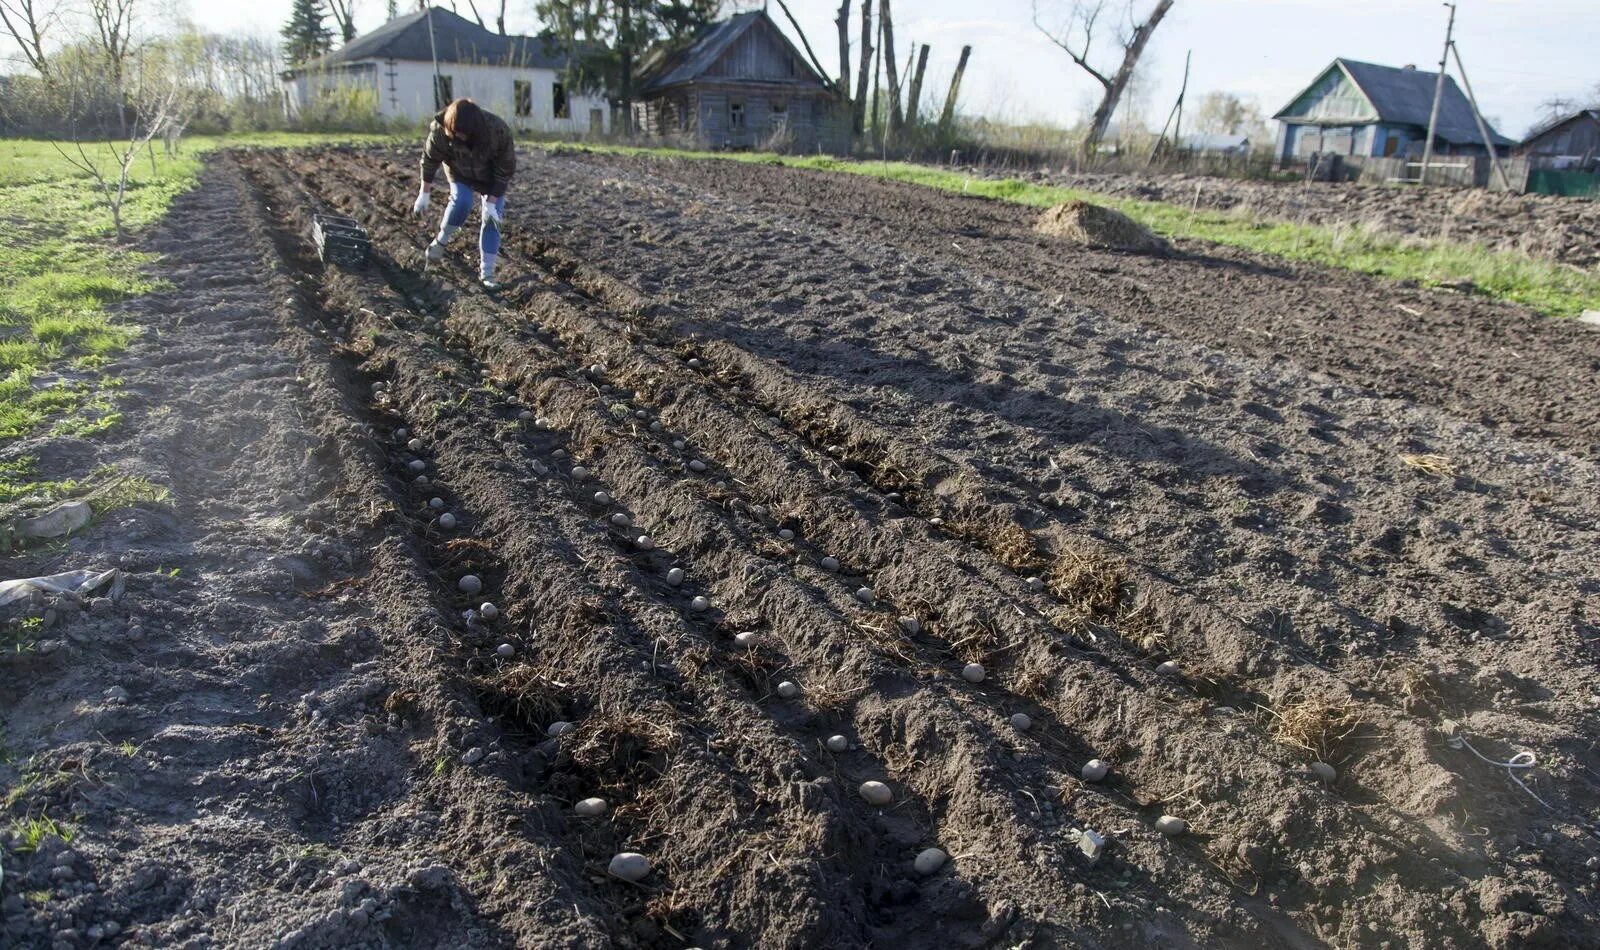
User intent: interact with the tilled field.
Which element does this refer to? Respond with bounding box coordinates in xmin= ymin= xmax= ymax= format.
xmin=1000 ymin=167 xmax=1600 ymax=270
xmin=2 ymin=146 xmax=1597 ymax=949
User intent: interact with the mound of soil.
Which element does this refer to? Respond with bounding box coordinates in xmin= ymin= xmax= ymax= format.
xmin=1035 ymin=199 xmax=1169 ymax=253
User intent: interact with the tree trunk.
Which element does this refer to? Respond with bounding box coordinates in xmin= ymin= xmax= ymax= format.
xmin=834 ymin=0 xmax=851 ymax=102
xmin=905 ymin=43 xmax=929 ymax=128
xmin=619 ymin=0 xmax=634 ymax=134
xmin=939 ymin=44 xmax=971 ymax=131
xmin=496 ymin=0 xmax=506 ymax=35
xmin=852 ymin=0 xmax=873 ymax=138
xmin=1082 ymin=0 xmax=1174 ymax=156
xmin=880 ymin=0 xmax=902 ymax=135
xmin=871 ymin=8 xmax=882 ymax=143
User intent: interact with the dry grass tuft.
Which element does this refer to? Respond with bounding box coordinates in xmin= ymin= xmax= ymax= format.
xmin=1048 ymin=545 xmax=1130 ymax=620
xmin=1266 ymin=698 xmax=1365 ymax=762
xmin=1399 ymin=453 xmax=1456 ymax=477
xmin=1396 ymin=665 xmax=1443 ymax=714
xmin=477 ymin=662 xmax=568 ymax=729
xmin=569 ymin=709 xmax=683 ymax=789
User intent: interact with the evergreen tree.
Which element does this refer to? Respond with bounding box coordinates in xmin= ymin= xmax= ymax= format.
xmin=281 ymin=0 xmax=335 ymax=66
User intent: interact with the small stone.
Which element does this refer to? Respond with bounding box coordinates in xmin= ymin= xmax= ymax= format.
xmin=458 ymin=575 xmax=483 ymax=595
xmin=428 ymin=497 xmax=444 ymax=509
xmin=394 ymin=427 xmax=410 ymax=439
xmin=898 ymin=616 xmax=920 ymax=635
xmin=610 ymin=512 xmax=632 ymax=528
xmin=1079 ymin=829 xmax=1107 ymax=863
xmin=665 ymin=567 xmax=685 ymax=586
xmin=518 ymin=410 xmax=534 ymax=421
xmin=854 ymin=587 xmax=875 ymax=605
xmin=859 ymin=781 xmax=893 ymax=806
xmin=571 ymin=465 xmax=589 ymax=481
xmin=414 ymin=475 xmax=429 ymax=486
xmin=552 ymin=449 xmax=567 ymax=459
xmin=439 ymin=513 xmax=457 ymax=530
xmin=1309 ymin=761 xmax=1337 ymax=784
xmin=408 ymin=459 xmax=426 ymax=472
xmin=650 ymin=421 xmax=663 ymax=431
xmin=1010 ymin=713 xmax=1032 ymax=731
xmin=407 ymin=438 xmax=424 ymax=452
xmin=608 ymin=852 xmax=650 ymax=882
xmin=825 ymin=735 xmax=849 ymax=753
xmin=1154 ymin=815 xmax=1187 ymax=836
xmin=961 ymin=663 xmax=986 ymax=683
xmin=461 ymin=747 xmax=485 ymax=765
xmin=547 ymin=721 xmax=575 ymax=737
xmin=690 ymin=595 xmax=710 ymax=612
xmin=672 ymin=439 xmax=686 ymax=451
xmin=480 ymin=603 xmax=500 ymax=620
xmin=575 ymin=797 xmax=609 ymax=817
xmin=1081 ymin=759 xmax=1110 ymax=782
xmin=913 ymin=848 xmax=948 ymax=875
xmin=688 ymin=459 xmax=708 ymax=473
xmin=1155 ymin=660 xmax=1180 ymax=677
xmin=776 ymin=681 xmax=799 ymax=699
xmin=635 ymin=535 xmax=654 ymax=551
xmin=820 ymin=556 xmax=840 ymax=572
xmin=777 ymin=528 xmax=795 ymax=542
xmin=496 ymin=643 xmax=514 ymax=658
xmin=593 ymin=491 xmax=612 ymax=505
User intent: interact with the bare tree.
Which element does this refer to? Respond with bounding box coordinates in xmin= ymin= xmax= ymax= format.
xmin=0 ymin=0 xmax=56 ymax=77
xmin=1033 ymin=0 xmax=1174 ymax=155
xmin=880 ymin=0 xmax=901 ymax=134
xmin=851 ymin=0 xmax=871 ymax=136
xmin=904 ymin=42 xmax=928 ymax=128
xmin=327 ymin=0 xmax=359 ymax=43
xmin=834 ymin=0 xmax=849 ymax=103
xmin=938 ymin=43 xmax=969 ymax=132
xmin=88 ymin=0 xmax=139 ymax=133
xmin=53 ymin=79 xmax=185 ymax=242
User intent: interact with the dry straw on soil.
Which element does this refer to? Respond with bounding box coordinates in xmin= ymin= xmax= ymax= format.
xmin=1266 ymin=698 xmax=1366 ymax=763
xmin=1035 ymin=200 xmax=1170 ymax=254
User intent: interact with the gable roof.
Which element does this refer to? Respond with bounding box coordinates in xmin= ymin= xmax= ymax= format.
xmin=289 ymin=7 xmax=567 ymax=73
xmin=1522 ymin=108 xmax=1600 ymax=145
xmin=1275 ymin=58 xmax=1511 ymax=146
xmin=635 ymin=10 xmax=831 ymax=95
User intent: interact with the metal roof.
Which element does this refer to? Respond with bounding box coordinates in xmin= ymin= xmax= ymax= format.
xmin=1522 ymin=108 xmax=1600 ymax=145
xmin=1275 ymin=58 xmax=1511 ymax=147
xmin=636 ymin=11 xmax=827 ymax=95
xmin=289 ymin=8 xmax=568 ymax=73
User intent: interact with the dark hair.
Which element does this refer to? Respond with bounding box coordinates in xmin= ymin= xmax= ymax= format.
xmin=443 ymin=99 xmax=486 ymax=142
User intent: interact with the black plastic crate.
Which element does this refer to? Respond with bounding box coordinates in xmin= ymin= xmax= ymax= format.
xmin=312 ymin=213 xmax=369 ymax=267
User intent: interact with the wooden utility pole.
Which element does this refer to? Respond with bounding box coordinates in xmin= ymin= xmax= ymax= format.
xmin=939 ymin=44 xmax=971 ymax=132
xmin=905 ymin=43 xmax=930 ymax=129
xmin=1449 ymin=41 xmax=1511 ymax=191
xmin=835 ymin=1 xmax=851 ymax=102
xmin=1419 ymin=2 xmax=1456 ymax=185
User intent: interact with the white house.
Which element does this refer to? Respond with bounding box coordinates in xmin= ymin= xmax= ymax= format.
xmin=281 ymin=7 xmax=609 ymax=135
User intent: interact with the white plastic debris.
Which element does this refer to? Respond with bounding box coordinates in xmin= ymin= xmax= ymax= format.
xmin=0 ymin=568 xmax=120 ymax=608
xmin=12 ymin=501 xmax=92 ymax=541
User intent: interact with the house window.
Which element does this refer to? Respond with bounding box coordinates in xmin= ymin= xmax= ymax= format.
xmin=552 ymin=82 xmax=569 ymax=119
xmin=770 ymin=99 xmax=787 ymax=131
xmin=433 ymin=74 xmax=453 ymax=110
xmin=729 ymin=100 xmax=745 ymax=130
xmin=514 ymin=80 xmax=532 ymax=117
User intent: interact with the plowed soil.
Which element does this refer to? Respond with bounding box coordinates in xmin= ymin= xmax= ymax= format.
xmin=2 ymin=146 xmax=1597 ymax=949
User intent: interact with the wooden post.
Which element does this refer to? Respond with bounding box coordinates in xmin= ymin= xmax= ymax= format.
xmin=881 ymin=0 xmax=902 ymax=135
xmin=1420 ymin=2 xmax=1456 ymax=184
xmin=835 ymin=1 xmax=852 ymax=102
xmin=1449 ymin=41 xmax=1511 ymax=192
xmin=852 ymin=0 xmax=873 ymax=138
xmin=939 ymin=45 xmax=971 ymax=132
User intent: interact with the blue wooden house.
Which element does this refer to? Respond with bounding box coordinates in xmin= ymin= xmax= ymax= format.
xmin=1273 ymin=59 xmax=1511 ymax=164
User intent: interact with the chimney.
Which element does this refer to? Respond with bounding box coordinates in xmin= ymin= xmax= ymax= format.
xmin=1402 ymin=64 xmax=1417 ymax=70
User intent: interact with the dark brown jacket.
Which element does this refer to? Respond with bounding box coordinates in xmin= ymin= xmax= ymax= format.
xmin=420 ymin=108 xmax=516 ymax=197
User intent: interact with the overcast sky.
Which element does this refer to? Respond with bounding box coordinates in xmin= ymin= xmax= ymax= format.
xmin=176 ymin=0 xmax=1596 ymax=138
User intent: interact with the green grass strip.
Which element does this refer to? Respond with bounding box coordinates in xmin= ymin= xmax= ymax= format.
xmin=550 ymin=143 xmax=1600 ymax=318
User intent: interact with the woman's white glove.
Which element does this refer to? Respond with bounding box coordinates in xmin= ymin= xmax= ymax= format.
xmin=482 ymin=197 xmax=502 ymax=224
xmin=412 ymin=188 xmax=430 ymax=216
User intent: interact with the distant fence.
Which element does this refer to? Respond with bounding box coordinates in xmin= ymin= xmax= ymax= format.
xmin=1293 ymin=152 xmax=1599 ymax=197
